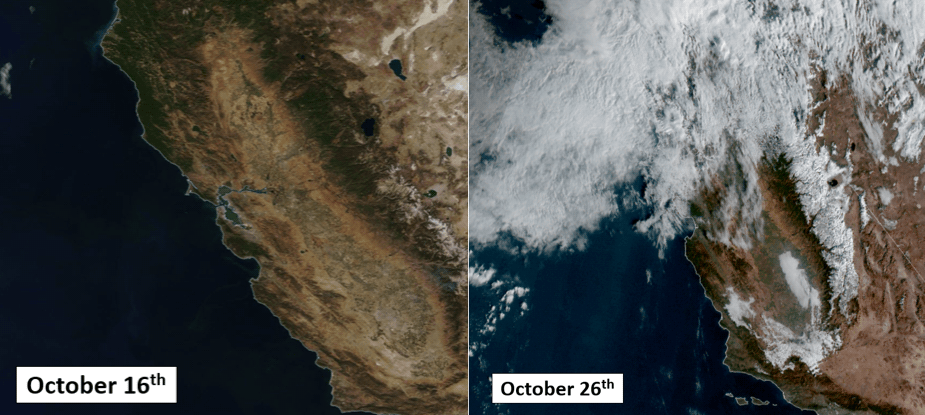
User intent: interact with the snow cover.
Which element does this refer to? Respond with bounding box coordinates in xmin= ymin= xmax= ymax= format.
xmin=471 ymin=0 xmax=922 ymax=258
xmin=785 ymin=121 xmax=859 ymax=317
xmin=859 ymin=193 xmax=871 ymax=228
xmin=877 ymin=186 xmax=894 ymax=206
xmin=760 ymin=315 xmax=841 ymax=374
xmin=470 ymin=0 xmax=925 ymax=370
xmin=472 ymin=0 xmax=925 ymax=257
xmin=376 ymin=166 xmax=464 ymax=262
xmin=882 ymin=218 xmax=898 ymax=231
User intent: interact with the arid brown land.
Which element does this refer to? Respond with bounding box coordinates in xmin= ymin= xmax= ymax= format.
xmin=688 ymin=73 xmax=925 ymax=414
xmin=102 ymin=0 xmax=468 ymax=413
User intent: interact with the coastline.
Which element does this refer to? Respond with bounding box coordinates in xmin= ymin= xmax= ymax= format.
xmin=468 ymin=207 xmax=812 ymax=414
xmin=97 ymin=4 xmax=353 ymax=412
xmin=683 ymin=229 xmax=815 ymax=413
xmin=97 ymin=1 xmax=469 ymax=413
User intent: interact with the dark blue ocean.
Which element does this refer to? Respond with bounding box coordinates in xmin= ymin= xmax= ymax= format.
xmin=469 ymin=213 xmax=816 ymax=415
xmin=470 ymin=3 xmax=816 ymax=414
xmin=0 ymin=1 xmax=367 ymax=414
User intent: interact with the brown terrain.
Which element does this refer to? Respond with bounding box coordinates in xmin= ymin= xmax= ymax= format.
xmin=101 ymin=0 xmax=468 ymax=413
xmin=688 ymin=72 xmax=925 ymax=414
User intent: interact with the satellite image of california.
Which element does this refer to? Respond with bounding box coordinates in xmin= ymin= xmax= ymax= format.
xmin=101 ymin=0 xmax=468 ymax=413
xmin=471 ymin=0 xmax=925 ymax=414
xmin=8 ymin=0 xmax=925 ymax=413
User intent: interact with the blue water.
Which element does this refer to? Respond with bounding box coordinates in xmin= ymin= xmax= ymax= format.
xmin=470 ymin=212 xmax=816 ymax=414
xmin=470 ymin=2 xmax=816 ymax=412
xmin=0 ymin=2 xmax=368 ymax=414
xmin=388 ymin=59 xmax=407 ymax=81
xmin=361 ymin=118 xmax=376 ymax=137
xmin=474 ymin=0 xmax=552 ymax=45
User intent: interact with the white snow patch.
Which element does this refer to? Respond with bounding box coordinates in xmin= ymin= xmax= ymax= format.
xmin=877 ymin=186 xmax=894 ymax=206
xmin=882 ymin=218 xmax=898 ymax=231
xmin=784 ymin=115 xmax=859 ymax=316
xmin=376 ymin=167 xmax=464 ymax=262
xmin=859 ymin=193 xmax=871 ymax=229
xmin=760 ymin=315 xmax=841 ymax=375
xmin=443 ymin=73 xmax=468 ymax=92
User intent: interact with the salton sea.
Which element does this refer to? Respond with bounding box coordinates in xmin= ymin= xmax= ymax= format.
xmin=0 ymin=1 xmax=368 ymax=414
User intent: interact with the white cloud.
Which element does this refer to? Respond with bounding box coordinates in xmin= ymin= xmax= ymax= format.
xmin=475 ymin=285 xmax=532 ymax=338
xmin=724 ymin=287 xmax=755 ymax=329
xmin=724 ymin=285 xmax=841 ymax=374
xmin=471 ymin=267 xmax=533 ymax=357
xmin=760 ymin=315 xmax=841 ymax=374
xmin=469 ymin=261 xmax=497 ymax=287
xmin=778 ymin=251 xmax=820 ymax=310
xmin=471 ymin=0 xmax=925 ymax=315
xmin=473 ymin=0 xmax=803 ymax=252
xmin=501 ymin=286 xmax=529 ymax=312
xmin=1 ymin=63 xmax=11 ymax=99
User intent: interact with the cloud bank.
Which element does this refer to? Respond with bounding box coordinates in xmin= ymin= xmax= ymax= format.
xmin=470 ymin=0 xmax=925 ymax=260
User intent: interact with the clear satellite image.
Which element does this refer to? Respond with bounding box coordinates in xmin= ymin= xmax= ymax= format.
xmin=1 ymin=0 xmax=465 ymax=413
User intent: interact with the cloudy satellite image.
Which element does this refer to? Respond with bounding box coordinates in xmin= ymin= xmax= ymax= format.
xmin=470 ymin=0 xmax=925 ymax=413
xmin=7 ymin=0 xmax=925 ymax=413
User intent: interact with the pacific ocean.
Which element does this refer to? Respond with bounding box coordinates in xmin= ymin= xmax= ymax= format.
xmin=470 ymin=210 xmax=817 ymax=414
xmin=0 ymin=1 xmax=368 ymax=414
xmin=468 ymin=3 xmax=818 ymax=411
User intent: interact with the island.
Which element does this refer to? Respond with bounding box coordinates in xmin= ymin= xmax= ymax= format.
xmin=688 ymin=72 xmax=925 ymax=414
